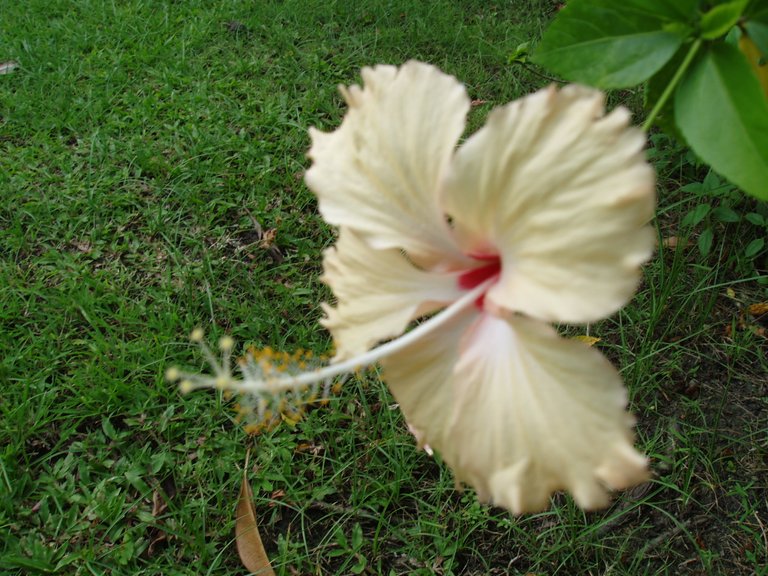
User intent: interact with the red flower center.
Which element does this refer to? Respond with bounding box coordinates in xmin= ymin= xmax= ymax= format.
xmin=457 ymin=255 xmax=501 ymax=307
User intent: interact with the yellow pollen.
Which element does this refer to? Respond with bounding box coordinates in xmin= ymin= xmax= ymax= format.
xmin=244 ymin=423 xmax=262 ymax=435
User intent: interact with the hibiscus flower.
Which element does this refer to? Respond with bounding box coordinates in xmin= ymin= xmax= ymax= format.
xmin=305 ymin=61 xmax=655 ymax=513
xmin=171 ymin=60 xmax=655 ymax=514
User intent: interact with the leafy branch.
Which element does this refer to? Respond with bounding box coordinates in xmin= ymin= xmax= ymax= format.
xmin=533 ymin=0 xmax=768 ymax=201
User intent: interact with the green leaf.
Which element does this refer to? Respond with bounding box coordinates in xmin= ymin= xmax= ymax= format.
xmin=712 ymin=206 xmax=740 ymax=222
xmin=0 ymin=555 xmax=56 ymax=572
xmin=675 ymin=43 xmax=768 ymax=200
xmin=701 ymin=0 xmax=749 ymax=40
xmin=620 ymin=0 xmax=700 ymax=22
xmin=125 ymin=466 xmax=151 ymax=494
xmin=535 ymin=0 xmax=688 ymax=88
xmin=698 ymin=227 xmax=714 ymax=256
xmin=351 ymin=556 xmax=367 ymax=575
xmin=508 ymin=42 xmax=531 ymax=64
xmin=745 ymin=212 xmax=766 ymax=225
xmin=702 ymin=170 xmax=729 ymax=194
xmin=680 ymin=182 xmax=705 ymax=193
xmin=351 ymin=523 xmax=364 ymax=549
xmin=745 ymin=238 xmax=765 ymax=257
xmin=102 ymin=416 xmax=118 ymax=440
xmin=745 ymin=1 xmax=768 ymax=22
xmin=334 ymin=527 xmax=349 ymax=549
xmin=744 ymin=21 xmax=768 ymax=57
xmin=683 ymin=203 xmax=711 ymax=227
xmin=725 ymin=24 xmax=742 ymax=46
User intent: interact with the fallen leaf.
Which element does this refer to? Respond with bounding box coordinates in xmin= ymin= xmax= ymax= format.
xmin=295 ymin=442 xmax=323 ymax=456
xmin=270 ymin=489 xmax=286 ymax=500
xmin=656 ymin=235 xmax=691 ymax=250
xmin=747 ymin=302 xmax=768 ymax=326
xmin=236 ymin=449 xmax=275 ymax=576
xmin=71 ymin=239 xmax=92 ymax=254
xmin=662 ymin=235 xmax=677 ymax=248
xmin=571 ymin=335 xmax=600 ymax=347
xmin=152 ymin=489 xmax=168 ymax=517
xmin=0 ymin=61 xmax=19 ymax=75
xmin=258 ymin=228 xmax=278 ymax=250
xmin=146 ymin=532 xmax=167 ymax=557
xmin=244 ymin=208 xmax=283 ymax=263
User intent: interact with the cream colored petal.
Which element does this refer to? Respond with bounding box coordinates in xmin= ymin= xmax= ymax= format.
xmin=322 ymin=228 xmax=464 ymax=360
xmin=382 ymin=310 xmax=477 ymax=450
xmin=442 ymin=85 xmax=656 ymax=323
xmin=306 ymin=61 xmax=472 ymax=269
xmin=383 ymin=311 xmax=648 ymax=515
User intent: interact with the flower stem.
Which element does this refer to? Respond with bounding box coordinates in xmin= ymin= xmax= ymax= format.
xmin=642 ymin=38 xmax=702 ymax=133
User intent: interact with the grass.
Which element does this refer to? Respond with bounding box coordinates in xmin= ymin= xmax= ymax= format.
xmin=1 ymin=0 xmax=767 ymax=574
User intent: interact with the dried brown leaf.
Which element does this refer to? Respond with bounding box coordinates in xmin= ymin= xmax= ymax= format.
xmin=236 ymin=450 xmax=275 ymax=576
xmin=244 ymin=209 xmax=283 ymax=263
xmin=146 ymin=532 xmax=167 ymax=557
xmin=747 ymin=302 xmax=768 ymax=318
xmin=661 ymin=235 xmax=677 ymax=248
xmin=258 ymin=228 xmax=278 ymax=250
xmin=152 ymin=489 xmax=167 ymax=517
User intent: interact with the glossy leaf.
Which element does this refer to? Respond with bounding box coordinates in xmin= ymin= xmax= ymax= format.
xmin=745 ymin=1 xmax=768 ymax=22
xmin=739 ymin=33 xmax=768 ymax=97
xmin=535 ymin=0 xmax=688 ymax=88
xmin=744 ymin=20 xmax=768 ymax=56
xmin=701 ymin=0 xmax=749 ymax=39
xmin=675 ymin=43 xmax=768 ymax=200
xmin=617 ymin=0 xmax=699 ymax=22
xmin=740 ymin=9 xmax=768 ymax=96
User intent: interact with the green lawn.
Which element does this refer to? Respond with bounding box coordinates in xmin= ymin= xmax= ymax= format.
xmin=1 ymin=1 xmax=767 ymax=574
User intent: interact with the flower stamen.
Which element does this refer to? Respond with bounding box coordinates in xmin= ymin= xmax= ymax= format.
xmin=167 ymin=278 xmax=494 ymax=429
